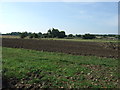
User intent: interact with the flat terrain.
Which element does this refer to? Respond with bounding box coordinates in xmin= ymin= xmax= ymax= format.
xmin=1 ymin=38 xmax=119 ymax=88
xmin=2 ymin=47 xmax=118 ymax=88
xmin=2 ymin=38 xmax=118 ymax=58
xmin=1 ymin=35 xmax=119 ymax=42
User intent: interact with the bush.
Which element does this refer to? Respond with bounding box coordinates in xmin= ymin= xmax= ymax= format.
xmin=29 ymin=34 xmax=34 ymax=39
xmin=20 ymin=33 xmax=26 ymax=39
xmin=82 ymin=34 xmax=96 ymax=39
xmin=75 ymin=34 xmax=81 ymax=38
xmin=68 ymin=34 xmax=74 ymax=37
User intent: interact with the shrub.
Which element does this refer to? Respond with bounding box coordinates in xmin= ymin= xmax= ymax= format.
xmin=29 ymin=34 xmax=34 ymax=39
xmin=33 ymin=33 xmax=39 ymax=38
xmin=82 ymin=34 xmax=96 ymax=39
xmin=68 ymin=34 xmax=74 ymax=37
xmin=20 ymin=33 xmax=26 ymax=39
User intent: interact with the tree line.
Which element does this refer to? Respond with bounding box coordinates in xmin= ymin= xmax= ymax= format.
xmin=19 ymin=28 xmax=66 ymax=39
xmin=2 ymin=28 xmax=120 ymax=39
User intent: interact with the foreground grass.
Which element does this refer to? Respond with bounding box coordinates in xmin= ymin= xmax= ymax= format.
xmin=2 ymin=47 xmax=119 ymax=88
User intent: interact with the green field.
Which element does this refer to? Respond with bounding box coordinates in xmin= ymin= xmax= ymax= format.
xmin=2 ymin=47 xmax=119 ymax=88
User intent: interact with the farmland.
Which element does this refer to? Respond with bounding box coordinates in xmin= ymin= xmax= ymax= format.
xmin=2 ymin=47 xmax=119 ymax=88
xmin=1 ymin=38 xmax=119 ymax=88
xmin=2 ymin=38 xmax=118 ymax=59
xmin=2 ymin=35 xmax=119 ymax=43
xmin=1 ymin=1 xmax=119 ymax=89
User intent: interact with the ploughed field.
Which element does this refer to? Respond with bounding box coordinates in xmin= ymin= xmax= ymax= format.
xmin=2 ymin=38 xmax=119 ymax=88
xmin=2 ymin=47 xmax=119 ymax=88
xmin=2 ymin=38 xmax=118 ymax=58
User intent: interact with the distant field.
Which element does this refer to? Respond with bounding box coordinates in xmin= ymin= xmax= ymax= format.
xmin=1 ymin=35 xmax=119 ymax=42
xmin=1 ymin=35 xmax=19 ymax=39
xmin=2 ymin=47 xmax=119 ymax=88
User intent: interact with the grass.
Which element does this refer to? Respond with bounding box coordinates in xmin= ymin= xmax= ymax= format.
xmin=1 ymin=35 xmax=19 ymax=39
xmin=41 ymin=38 xmax=119 ymax=43
xmin=2 ymin=35 xmax=119 ymax=43
xmin=2 ymin=47 xmax=119 ymax=88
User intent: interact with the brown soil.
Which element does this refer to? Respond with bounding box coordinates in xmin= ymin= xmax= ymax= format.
xmin=2 ymin=38 xmax=118 ymax=59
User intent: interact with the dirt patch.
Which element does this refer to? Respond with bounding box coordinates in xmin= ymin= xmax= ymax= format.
xmin=82 ymin=64 xmax=119 ymax=88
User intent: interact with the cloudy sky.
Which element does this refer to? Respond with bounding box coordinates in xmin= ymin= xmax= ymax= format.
xmin=0 ymin=1 xmax=118 ymax=34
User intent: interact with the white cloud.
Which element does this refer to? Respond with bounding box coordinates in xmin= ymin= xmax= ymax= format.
xmin=0 ymin=24 xmax=12 ymax=33
xmin=0 ymin=24 xmax=24 ymax=34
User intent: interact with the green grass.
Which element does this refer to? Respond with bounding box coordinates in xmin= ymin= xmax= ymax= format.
xmin=2 ymin=47 xmax=119 ymax=88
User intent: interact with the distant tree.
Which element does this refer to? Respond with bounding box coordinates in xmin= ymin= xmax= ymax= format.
xmin=51 ymin=28 xmax=60 ymax=38
xmin=103 ymin=34 xmax=108 ymax=38
xmin=24 ymin=32 xmax=28 ymax=36
xmin=33 ymin=33 xmax=39 ymax=38
xmin=82 ymin=34 xmax=95 ymax=39
xmin=11 ymin=32 xmax=21 ymax=36
xmin=47 ymin=28 xmax=66 ymax=38
xmin=28 ymin=32 xmax=32 ymax=36
xmin=46 ymin=29 xmax=52 ymax=38
xmin=20 ymin=32 xmax=28 ymax=39
xmin=68 ymin=34 xmax=74 ymax=37
xmin=29 ymin=33 xmax=34 ymax=39
xmin=75 ymin=34 xmax=81 ymax=38
xmin=43 ymin=33 xmax=48 ymax=38
xmin=47 ymin=34 xmax=52 ymax=38
xmin=47 ymin=29 xmax=52 ymax=34
xmin=58 ymin=31 xmax=66 ymax=38
xmin=38 ymin=32 xmax=42 ymax=38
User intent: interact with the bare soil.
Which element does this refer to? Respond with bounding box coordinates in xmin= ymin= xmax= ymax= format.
xmin=2 ymin=38 xmax=118 ymax=59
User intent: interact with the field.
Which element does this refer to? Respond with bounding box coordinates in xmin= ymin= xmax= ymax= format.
xmin=2 ymin=47 xmax=119 ymax=88
xmin=1 ymin=38 xmax=119 ymax=88
xmin=2 ymin=35 xmax=119 ymax=42
xmin=2 ymin=38 xmax=118 ymax=58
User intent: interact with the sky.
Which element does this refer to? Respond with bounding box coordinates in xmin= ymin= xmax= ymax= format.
xmin=0 ymin=2 xmax=118 ymax=34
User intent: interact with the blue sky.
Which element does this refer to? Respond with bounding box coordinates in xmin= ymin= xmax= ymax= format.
xmin=0 ymin=2 xmax=118 ymax=34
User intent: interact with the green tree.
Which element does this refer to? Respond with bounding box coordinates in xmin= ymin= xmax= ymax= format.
xmin=75 ymin=34 xmax=81 ymax=38
xmin=51 ymin=28 xmax=60 ymax=38
xmin=38 ymin=32 xmax=42 ymax=38
xmin=29 ymin=33 xmax=34 ymax=39
xmin=20 ymin=32 xmax=28 ymax=39
xmin=68 ymin=34 xmax=74 ymax=37
xmin=33 ymin=33 xmax=39 ymax=38
xmin=47 ymin=29 xmax=52 ymax=34
xmin=47 ymin=29 xmax=52 ymax=38
xmin=82 ymin=34 xmax=95 ymax=39
xmin=58 ymin=31 xmax=66 ymax=38
xmin=47 ymin=28 xmax=66 ymax=38
xmin=43 ymin=33 xmax=48 ymax=38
